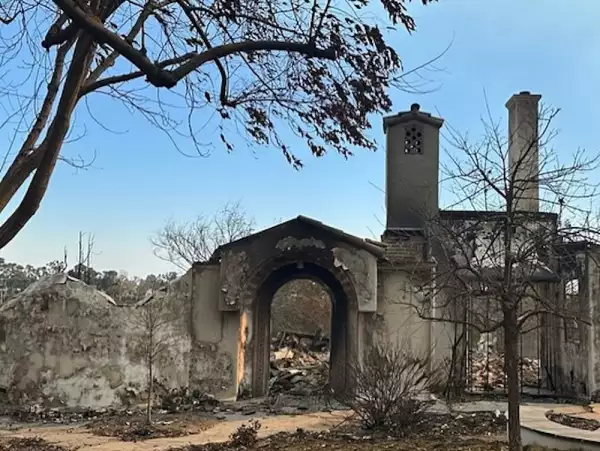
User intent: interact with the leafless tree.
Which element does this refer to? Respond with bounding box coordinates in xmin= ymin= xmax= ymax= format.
xmin=73 ymin=231 xmax=97 ymax=283
xmin=0 ymin=0 xmax=442 ymax=251
xmin=150 ymin=200 xmax=255 ymax=269
xmin=130 ymin=295 xmax=181 ymax=424
xmin=272 ymin=279 xmax=332 ymax=337
xmin=400 ymin=100 xmax=600 ymax=451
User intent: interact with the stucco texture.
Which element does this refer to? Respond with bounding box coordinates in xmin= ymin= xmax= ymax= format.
xmin=0 ymin=274 xmax=190 ymax=408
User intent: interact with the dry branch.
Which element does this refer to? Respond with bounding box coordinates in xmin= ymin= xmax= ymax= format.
xmin=0 ymin=0 xmax=441 ymax=250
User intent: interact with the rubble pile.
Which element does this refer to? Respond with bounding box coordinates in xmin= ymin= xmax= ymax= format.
xmin=0 ymin=404 xmax=120 ymax=424
xmin=269 ymin=332 xmax=330 ymax=396
xmin=156 ymin=385 xmax=220 ymax=413
xmin=470 ymin=352 xmax=540 ymax=389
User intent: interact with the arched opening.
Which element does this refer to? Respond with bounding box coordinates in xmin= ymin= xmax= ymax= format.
xmin=270 ymin=278 xmax=332 ymax=396
xmin=251 ymin=261 xmax=352 ymax=398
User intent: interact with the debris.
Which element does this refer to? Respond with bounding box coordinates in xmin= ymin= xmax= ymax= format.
xmin=156 ymin=385 xmax=220 ymax=413
xmin=86 ymin=413 xmax=219 ymax=441
xmin=228 ymin=420 xmax=261 ymax=448
xmin=470 ymin=351 xmax=540 ymax=390
xmin=0 ymin=437 xmax=68 ymax=451
xmin=546 ymin=411 xmax=600 ymax=431
xmin=269 ymin=332 xmax=330 ymax=397
xmin=178 ymin=413 xmax=508 ymax=450
xmin=0 ymin=385 xmax=220 ymax=426
xmin=0 ymin=404 xmax=116 ymax=424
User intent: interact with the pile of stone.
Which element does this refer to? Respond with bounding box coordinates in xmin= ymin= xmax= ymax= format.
xmin=269 ymin=332 xmax=330 ymax=396
xmin=470 ymin=352 xmax=540 ymax=390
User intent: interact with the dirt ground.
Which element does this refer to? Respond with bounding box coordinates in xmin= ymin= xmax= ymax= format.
xmin=0 ymin=428 xmax=557 ymax=451
xmin=85 ymin=412 xmax=220 ymax=441
xmin=0 ymin=437 xmax=66 ymax=451
xmin=0 ymin=407 xmax=558 ymax=451
xmin=0 ymin=435 xmax=507 ymax=451
xmin=0 ymin=410 xmax=348 ymax=451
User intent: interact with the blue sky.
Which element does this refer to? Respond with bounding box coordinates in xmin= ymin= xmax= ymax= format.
xmin=2 ymin=0 xmax=600 ymax=277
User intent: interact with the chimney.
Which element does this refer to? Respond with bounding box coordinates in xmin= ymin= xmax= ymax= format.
xmin=383 ymin=103 xmax=444 ymax=230
xmin=506 ymin=91 xmax=541 ymax=212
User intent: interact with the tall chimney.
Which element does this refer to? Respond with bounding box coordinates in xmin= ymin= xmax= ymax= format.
xmin=383 ymin=103 xmax=444 ymax=230
xmin=505 ymin=91 xmax=541 ymax=212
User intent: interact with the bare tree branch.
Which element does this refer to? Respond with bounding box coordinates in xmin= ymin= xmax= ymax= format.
xmin=0 ymin=0 xmax=441 ymax=250
xmin=150 ymin=200 xmax=255 ymax=270
xmin=387 ymin=96 xmax=600 ymax=451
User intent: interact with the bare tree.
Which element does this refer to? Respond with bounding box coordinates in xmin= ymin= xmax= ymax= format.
xmin=0 ymin=0 xmax=442 ymax=251
xmin=73 ymin=231 xmax=97 ymax=283
xmin=130 ymin=295 xmax=181 ymax=424
xmin=400 ymin=100 xmax=600 ymax=451
xmin=150 ymin=200 xmax=255 ymax=270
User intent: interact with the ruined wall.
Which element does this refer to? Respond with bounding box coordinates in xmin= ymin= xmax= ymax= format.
xmin=189 ymin=264 xmax=239 ymax=400
xmin=332 ymin=247 xmax=378 ymax=312
xmin=132 ymin=272 xmax=192 ymax=396
xmin=557 ymin=291 xmax=588 ymax=394
xmin=550 ymin=249 xmax=593 ymax=396
xmin=589 ymin=251 xmax=600 ymax=395
xmin=0 ymin=218 xmax=390 ymax=406
xmin=0 ymin=274 xmax=191 ymax=409
xmin=209 ymin=219 xmax=382 ymax=397
xmin=216 ymin=219 xmax=379 ymax=313
xmin=439 ymin=214 xmax=558 ymax=274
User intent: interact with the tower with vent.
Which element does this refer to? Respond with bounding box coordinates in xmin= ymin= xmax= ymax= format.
xmin=382 ymin=103 xmax=444 ymax=253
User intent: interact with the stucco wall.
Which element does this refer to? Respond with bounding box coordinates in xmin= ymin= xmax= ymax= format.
xmin=332 ymin=247 xmax=378 ymax=312
xmin=429 ymin=286 xmax=458 ymax=367
xmin=189 ymin=264 xmax=239 ymax=399
xmin=206 ymin=219 xmax=384 ymax=397
xmin=550 ymin=250 xmax=596 ymax=397
xmin=0 ymin=274 xmax=191 ymax=408
xmin=374 ymin=270 xmax=431 ymax=354
xmin=588 ymin=251 xmax=600 ymax=395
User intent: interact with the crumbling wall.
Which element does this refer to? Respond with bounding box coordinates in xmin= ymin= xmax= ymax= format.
xmin=189 ymin=264 xmax=238 ymax=399
xmin=588 ymin=251 xmax=600 ymax=396
xmin=332 ymin=247 xmax=377 ymax=312
xmin=0 ymin=274 xmax=191 ymax=409
xmin=219 ymin=250 xmax=251 ymax=310
xmin=126 ymin=273 xmax=193 ymax=400
xmin=551 ymin=250 xmax=591 ymax=396
xmin=558 ymin=298 xmax=588 ymax=394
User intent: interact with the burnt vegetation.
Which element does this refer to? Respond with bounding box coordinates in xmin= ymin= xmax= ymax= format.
xmin=0 ymin=0 xmax=440 ymax=249
xmin=337 ymin=341 xmax=443 ymax=434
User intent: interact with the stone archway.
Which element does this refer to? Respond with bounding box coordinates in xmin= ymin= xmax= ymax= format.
xmin=245 ymin=252 xmax=359 ymax=398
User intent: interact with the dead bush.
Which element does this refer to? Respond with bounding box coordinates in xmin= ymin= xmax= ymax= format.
xmin=229 ymin=420 xmax=262 ymax=448
xmin=339 ymin=342 xmax=442 ymax=434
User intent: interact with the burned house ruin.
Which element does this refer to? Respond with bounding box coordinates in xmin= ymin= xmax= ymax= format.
xmin=1 ymin=91 xmax=599 ymax=408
